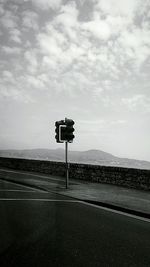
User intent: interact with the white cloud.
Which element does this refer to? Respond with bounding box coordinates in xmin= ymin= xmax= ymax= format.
xmin=9 ymin=28 xmax=21 ymax=43
xmin=122 ymin=94 xmax=150 ymax=113
xmin=37 ymin=32 xmax=63 ymax=57
xmin=94 ymin=0 xmax=140 ymax=19
xmin=55 ymin=1 xmax=79 ymax=27
xmin=79 ymin=119 xmax=105 ymax=125
xmin=22 ymin=10 xmax=39 ymax=30
xmin=37 ymin=22 xmax=85 ymax=73
xmin=25 ymin=75 xmax=45 ymax=89
xmin=111 ymin=120 xmax=127 ymax=125
xmin=118 ymin=27 xmax=150 ymax=68
xmin=2 ymin=70 xmax=13 ymax=78
xmin=119 ymin=28 xmax=150 ymax=49
xmin=2 ymin=46 xmax=21 ymax=54
xmin=78 ymin=119 xmax=127 ymax=137
xmin=78 ymin=119 xmax=106 ymax=135
xmin=0 ymin=4 xmax=4 ymax=15
xmin=136 ymin=0 xmax=150 ymax=18
xmin=44 ymin=24 xmax=67 ymax=48
xmin=37 ymin=73 xmax=49 ymax=83
xmin=105 ymin=15 xmax=132 ymax=36
xmin=0 ymin=85 xmax=34 ymax=103
xmin=1 ymin=10 xmax=17 ymax=28
xmin=82 ymin=19 xmax=111 ymax=41
xmin=24 ymin=50 xmax=38 ymax=73
xmin=35 ymin=2 xmax=122 ymax=81
xmin=31 ymin=0 xmax=62 ymax=10
xmin=63 ymin=43 xmax=85 ymax=61
xmin=2 ymin=70 xmax=15 ymax=83
xmin=54 ymin=1 xmax=79 ymax=41
xmin=41 ymin=55 xmax=58 ymax=71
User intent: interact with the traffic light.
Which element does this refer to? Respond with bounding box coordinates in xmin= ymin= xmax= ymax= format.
xmin=55 ymin=118 xmax=75 ymax=143
xmin=55 ymin=120 xmax=65 ymax=143
xmin=65 ymin=118 xmax=75 ymax=142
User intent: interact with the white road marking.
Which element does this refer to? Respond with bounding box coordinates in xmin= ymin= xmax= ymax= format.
xmin=0 ymin=198 xmax=80 ymax=202
xmin=0 ymin=168 xmax=64 ymax=183
xmin=0 ymin=177 xmax=48 ymax=193
xmin=0 ymin=169 xmax=149 ymax=223
xmin=80 ymin=201 xmax=150 ymax=223
xmin=0 ymin=195 xmax=149 ymax=223
xmin=0 ymin=190 xmax=35 ymax=192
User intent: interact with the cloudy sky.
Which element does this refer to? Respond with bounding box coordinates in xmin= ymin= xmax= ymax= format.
xmin=0 ymin=0 xmax=150 ymax=161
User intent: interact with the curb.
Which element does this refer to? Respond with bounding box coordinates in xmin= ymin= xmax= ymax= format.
xmin=1 ymin=177 xmax=150 ymax=220
xmin=83 ymin=199 xmax=150 ymax=220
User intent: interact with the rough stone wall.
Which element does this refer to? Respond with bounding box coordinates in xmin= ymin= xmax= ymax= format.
xmin=0 ymin=157 xmax=150 ymax=191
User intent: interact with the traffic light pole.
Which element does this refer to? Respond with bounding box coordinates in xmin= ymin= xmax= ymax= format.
xmin=65 ymin=141 xmax=69 ymax=189
xmin=55 ymin=118 xmax=75 ymax=189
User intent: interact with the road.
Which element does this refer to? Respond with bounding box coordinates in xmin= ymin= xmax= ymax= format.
xmin=0 ymin=169 xmax=150 ymax=267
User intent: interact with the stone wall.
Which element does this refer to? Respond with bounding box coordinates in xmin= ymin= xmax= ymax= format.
xmin=0 ymin=157 xmax=150 ymax=191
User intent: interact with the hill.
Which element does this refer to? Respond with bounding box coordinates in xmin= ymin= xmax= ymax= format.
xmin=0 ymin=148 xmax=150 ymax=170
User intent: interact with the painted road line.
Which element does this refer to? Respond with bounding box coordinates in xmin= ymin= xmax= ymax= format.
xmin=0 ymin=189 xmax=36 ymax=192
xmin=0 ymin=195 xmax=149 ymax=223
xmin=0 ymin=178 xmax=48 ymax=193
xmin=0 ymin=169 xmax=149 ymax=223
xmin=0 ymin=168 xmax=65 ymax=183
xmin=0 ymin=198 xmax=81 ymax=202
xmin=80 ymin=201 xmax=150 ymax=223
xmin=0 ymin=178 xmax=35 ymax=191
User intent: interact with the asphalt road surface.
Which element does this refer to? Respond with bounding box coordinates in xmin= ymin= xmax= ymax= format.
xmin=0 ymin=169 xmax=150 ymax=267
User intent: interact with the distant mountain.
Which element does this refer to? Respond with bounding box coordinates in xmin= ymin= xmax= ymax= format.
xmin=0 ymin=148 xmax=150 ymax=170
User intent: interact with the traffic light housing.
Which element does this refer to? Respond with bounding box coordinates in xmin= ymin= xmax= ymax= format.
xmin=55 ymin=118 xmax=75 ymax=143
xmin=64 ymin=118 xmax=75 ymax=142
xmin=55 ymin=120 xmax=65 ymax=143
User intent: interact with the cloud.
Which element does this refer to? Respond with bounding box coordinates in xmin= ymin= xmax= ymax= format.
xmin=36 ymin=2 xmax=116 ymax=81
xmin=78 ymin=119 xmax=127 ymax=137
xmin=94 ymin=0 xmax=140 ymax=19
xmin=2 ymin=70 xmax=15 ymax=83
xmin=78 ymin=119 xmax=106 ymax=135
xmin=24 ymin=49 xmax=38 ymax=73
xmin=82 ymin=19 xmax=111 ymax=41
xmin=9 ymin=28 xmax=21 ymax=43
xmin=79 ymin=119 xmax=105 ymax=125
xmin=22 ymin=10 xmax=39 ymax=30
xmin=38 ymin=24 xmax=68 ymax=56
xmin=0 ymin=85 xmax=35 ymax=103
xmin=105 ymin=15 xmax=132 ymax=36
xmin=31 ymin=0 xmax=62 ymax=10
xmin=2 ymin=46 xmax=21 ymax=54
xmin=37 ymin=21 xmax=85 ymax=73
xmin=81 ymin=0 xmax=149 ymax=72
xmin=122 ymin=94 xmax=150 ymax=113
xmin=55 ymin=1 xmax=79 ymax=27
xmin=0 ymin=4 xmax=4 ymax=15
xmin=1 ymin=10 xmax=17 ymax=28
xmin=1 ymin=0 xmax=147 ymax=102
xmin=25 ymin=75 xmax=45 ymax=89
xmin=110 ymin=120 xmax=127 ymax=125
xmin=118 ymin=26 xmax=150 ymax=68
xmin=0 ymin=68 xmax=36 ymax=103
xmin=54 ymin=1 xmax=79 ymax=41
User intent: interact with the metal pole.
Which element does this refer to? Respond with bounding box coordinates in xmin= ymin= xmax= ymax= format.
xmin=65 ymin=141 xmax=69 ymax=189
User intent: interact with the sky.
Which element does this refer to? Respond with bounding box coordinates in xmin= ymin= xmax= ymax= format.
xmin=0 ymin=0 xmax=150 ymax=161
